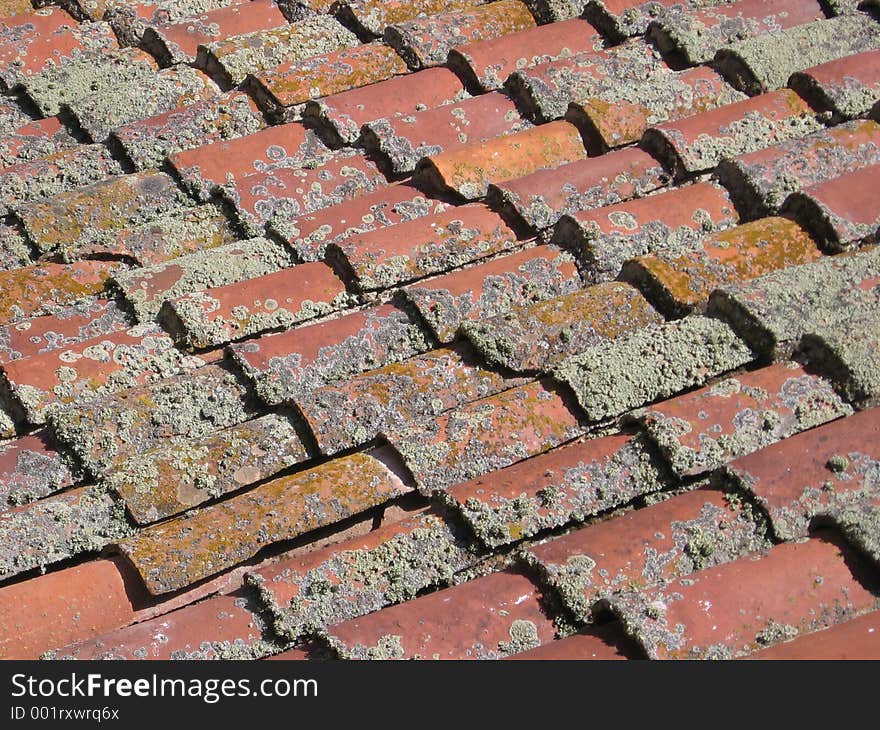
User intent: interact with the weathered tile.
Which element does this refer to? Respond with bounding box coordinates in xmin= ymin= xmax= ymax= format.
xmin=554 ymin=315 xmax=755 ymax=422
xmin=48 ymin=361 xmax=255 ymax=476
xmin=168 ymin=122 xmax=329 ymax=202
xmin=0 ymin=6 xmax=73 ymax=46
xmin=748 ymin=610 xmax=880 ymax=660
xmin=566 ymin=66 xmax=747 ymax=151
xmin=247 ymin=42 xmax=408 ymax=120
xmin=220 ymin=151 xmax=388 ymax=236
xmin=0 ymin=97 xmax=31 ymax=141
xmin=0 ymin=299 xmax=129 ymax=365
xmin=0 ymin=485 xmax=130 ymax=580
xmin=247 ymin=507 xmax=479 ymax=641
xmin=706 ymin=246 xmax=880 ymax=359
xmin=98 ymin=0 xmax=250 ymax=44
xmin=714 ymin=119 xmax=880 ymax=217
xmin=415 ymin=120 xmax=587 ymax=200
xmin=461 ymin=281 xmax=663 ymax=372
xmin=715 ymin=16 xmax=880 ymax=95
xmin=230 ymin=304 xmax=433 ymax=406
xmin=789 ymin=49 xmax=880 ymax=122
xmin=16 ymin=171 xmax=192 ymax=260
xmin=114 ymin=238 xmax=293 ymax=322
xmin=271 ymin=183 xmax=454 ymax=262
xmin=330 ymin=204 xmax=520 ymax=291
xmin=385 ymin=379 xmax=584 ymax=495
xmin=642 ymin=89 xmax=821 ymax=179
xmin=448 ymin=17 xmax=604 ymax=92
xmin=0 ymin=0 xmax=33 ymax=19
xmin=0 ymin=261 xmax=121 ymax=326
xmin=488 ymin=147 xmax=669 ymax=231
xmin=782 ymin=163 xmax=880 ymax=252
xmin=608 ymin=535 xmax=879 ymax=659
xmin=326 ymin=569 xmax=557 ymax=659
xmin=622 ymin=216 xmax=822 ymax=316
xmin=305 ymin=67 xmax=465 ymax=145
xmin=1 ymin=323 xmax=198 ymax=423
xmin=361 ymin=91 xmax=530 ymax=175
xmin=296 ymin=345 xmax=528 ymax=455
xmin=524 ymin=488 xmax=770 ymax=622
xmin=636 ymin=361 xmax=852 ymax=478
xmin=116 ymin=448 xmax=412 ymax=594
xmin=110 ymin=413 xmax=310 ymax=524
xmin=0 ymin=116 xmax=77 ymax=170
xmin=110 ymin=90 xmax=265 ymax=171
xmin=199 ymin=14 xmax=358 ymax=87
xmin=334 ymin=0 xmax=479 ymax=37
xmin=162 ymin=262 xmax=352 ymax=348
xmin=584 ymin=0 xmax=724 ymax=40
xmin=0 ymin=223 xmax=30 ymax=271
xmin=649 ymin=0 xmax=824 ymax=65
xmin=0 ymin=431 xmax=74 ymax=508
xmin=0 ymin=143 xmax=123 ymax=216
xmin=447 ymin=432 xmax=669 ymax=548
xmin=403 ymin=244 xmax=583 ymax=342
xmin=505 ymin=39 xmax=667 ymax=122
xmin=507 ymin=624 xmax=642 ymax=660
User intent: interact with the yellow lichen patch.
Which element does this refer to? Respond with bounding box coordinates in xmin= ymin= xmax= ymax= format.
xmin=0 ymin=0 xmax=33 ymax=19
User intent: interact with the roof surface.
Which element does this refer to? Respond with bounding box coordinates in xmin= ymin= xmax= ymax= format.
xmin=1 ymin=0 xmax=880 ymax=661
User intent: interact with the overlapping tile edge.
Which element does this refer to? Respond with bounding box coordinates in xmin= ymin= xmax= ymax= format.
xmin=0 ymin=0 xmax=879 ymax=661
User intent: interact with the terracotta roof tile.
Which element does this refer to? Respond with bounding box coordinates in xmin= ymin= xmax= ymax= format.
xmin=296 ymin=345 xmax=528 ymax=455
xmin=0 ymin=430 xmax=74 ymax=509
xmin=168 ymin=121 xmax=329 ymax=202
xmin=715 ymin=15 xmax=880 ymax=95
xmin=415 ymin=119 xmax=588 ymax=200
xmin=449 ymin=17 xmax=603 ymax=92
xmin=114 ymin=237 xmax=294 ymax=322
xmin=507 ymin=624 xmax=643 ymax=659
xmin=97 ymin=0 xmax=252 ymax=43
xmin=0 ymin=0 xmax=37 ymax=19
xmin=648 ymin=0 xmax=824 ymax=65
xmin=220 ymin=151 xmax=388 ymax=236
xmin=723 ymin=406 xmax=880 ymax=542
xmin=116 ymin=447 xmax=413 ymax=594
xmin=50 ymin=592 xmax=276 ymax=660
xmin=636 ymin=361 xmax=852 ymax=478
xmin=305 ymin=67 xmax=465 ymax=145
xmin=747 ymin=609 xmax=880 ymax=660
xmin=402 ymin=243 xmax=583 ymax=342
xmin=385 ymin=0 xmax=537 ymax=70
xmin=247 ymin=42 xmax=409 ymax=119
xmin=487 ymin=147 xmax=669 ymax=230
xmin=361 ymin=91 xmax=531 ymax=175
xmin=525 ymin=488 xmax=770 ymax=622
xmin=385 ymin=378 xmax=584 ymax=495
xmin=622 ymin=216 xmax=822 ymax=316
xmin=506 ymin=39 xmax=667 ymax=122
xmin=789 ymin=49 xmax=880 ymax=122
xmin=48 ymin=361 xmax=256 ymax=476
xmin=782 ymin=163 xmax=880 ymax=252
xmin=0 ymin=260 xmax=121 ymax=326
xmin=642 ymin=89 xmax=822 ymax=179
xmin=0 ymin=143 xmax=124 ymax=216
xmin=0 ymin=299 xmax=129 ymax=365
xmin=16 ymin=171 xmax=192 ymax=260
xmin=334 ymin=0 xmax=481 ymax=38
xmin=140 ymin=0 xmax=289 ymax=66
xmin=230 ymin=303 xmax=432 ymax=406
xmin=461 ymin=281 xmax=663 ymax=372
xmin=326 ymin=568 xmax=557 ymax=659
xmin=554 ymin=180 xmax=739 ymax=283
xmin=608 ymin=534 xmax=880 ymax=659
xmin=706 ymin=245 xmax=880 ymax=359
xmin=520 ymin=0 xmax=596 ymax=22
xmin=271 ymin=183 xmax=454 ymax=261
xmin=248 ymin=507 xmax=478 ymax=641
xmin=199 ymin=14 xmax=359 ymax=87
xmin=566 ymin=66 xmax=747 ymax=151
xmin=0 ymin=556 xmax=147 ymax=660
xmin=584 ymin=0 xmax=716 ymax=40
xmin=161 ymin=261 xmax=351 ymax=348
xmin=714 ymin=118 xmax=880 ymax=217
xmin=554 ymin=315 xmax=756 ymax=422
xmin=0 ymin=97 xmax=31 ymax=138
xmin=329 ymin=203 xmax=520 ymax=291
xmin=0 ymin=223 xmax=30 ymax=271
xmin=447 ymin=431 xmax=669 ymax=547
xmin=0 ymin=115 xmax=77 ymax=170
xmin=0 ymin=485 xmax=129 ymax=579
xmin=111 ymin=412 xmax=311 ymax=523
xmin=110 ymin=90 xmax=266 ymax=171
